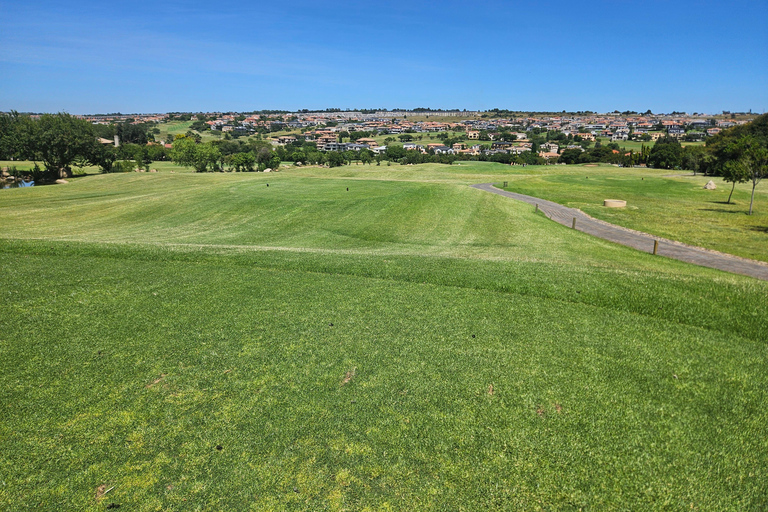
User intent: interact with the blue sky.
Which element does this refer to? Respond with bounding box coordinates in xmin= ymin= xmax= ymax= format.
xmin=1 ymin=0 xmax=766 ymax=114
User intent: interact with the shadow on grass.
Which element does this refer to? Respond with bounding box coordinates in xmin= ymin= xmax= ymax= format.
xmin=749 ymin=226 xmax=768 ymax=233
xmin=698 ymin=208 xmax=744 ymax=214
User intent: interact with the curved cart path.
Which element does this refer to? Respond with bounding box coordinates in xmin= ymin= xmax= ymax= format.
xmin=472 ymin=183 xmax=768 ymax=281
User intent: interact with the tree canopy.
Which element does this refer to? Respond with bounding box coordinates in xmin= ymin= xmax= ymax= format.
xmin=647 ymin=136 xmax=683 ymax=169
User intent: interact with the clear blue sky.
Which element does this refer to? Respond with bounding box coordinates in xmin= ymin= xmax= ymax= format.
xmin=1 ymin=0 xmax=766 ymax=114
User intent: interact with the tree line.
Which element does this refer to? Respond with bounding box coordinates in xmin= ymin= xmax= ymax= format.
xmin=1 ymin=113 xmax=765 ymax=212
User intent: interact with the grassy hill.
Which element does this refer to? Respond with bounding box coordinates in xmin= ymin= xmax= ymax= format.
xmin=1 ymin=162 xmax=766 ymax=510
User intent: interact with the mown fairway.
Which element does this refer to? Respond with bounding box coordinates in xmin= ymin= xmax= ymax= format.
xmin=1 ymin=163 xmax=766 ymax=510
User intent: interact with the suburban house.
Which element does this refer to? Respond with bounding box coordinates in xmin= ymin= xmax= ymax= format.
xmin=668 ymin=126 xmax=686 ymax=138
xmin=403 ymin=143 xmax=426 ymax=153
xmin=509 ymin=146 xmax=532 ymax=155
xmin=467 ymin=130 xmax=480 ymax=139
xmin=276 ymin=136 xmax=297 ymax=145
xmin=356 ymin=138 xmax=379 ymax=147
xmin=542 ymin=142 xmax=560 ymax=153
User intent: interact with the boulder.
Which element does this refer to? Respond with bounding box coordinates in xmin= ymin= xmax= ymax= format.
xmin=149 ymin=169 xmax=158 ymax=173
xmin=704 ymin=180 xmax=717 ymax=190
xmin=55 ymin=179 xmax=69 ymax=184
xmin=604 ymin=199 xmax=627 ymax=208
xmin=263 ymin=168 xmax=272 ymax=173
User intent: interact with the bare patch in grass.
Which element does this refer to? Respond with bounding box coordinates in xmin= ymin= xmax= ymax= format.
xmin=96 ymin=484 xmax=114 ymax=502
xmin=342 ymin=367 xmax=357 ymax=385
xmin=146 ymin=374 xmax=167 ymax=388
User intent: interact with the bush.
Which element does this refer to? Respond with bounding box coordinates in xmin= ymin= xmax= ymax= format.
xmin=113 ymin=160 xmax=136 ymax=173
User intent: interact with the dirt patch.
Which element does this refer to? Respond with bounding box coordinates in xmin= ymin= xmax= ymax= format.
xmin=488 ymin=384 xmax=494 ymax=396
xmin=96 ymin=484 xmax=114 ymax=502
xmin=554 ymin=403 xmax=562 ymax=413
xmin=146 ymin=374 xmax=167 ymax=388
xmin=536 ymin=406 xmax=545 ymax=417
xmin=341 ymin=367 xmax=356 ymax=385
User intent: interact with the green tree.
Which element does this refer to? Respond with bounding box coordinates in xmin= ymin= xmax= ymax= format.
xmin=170 ymin=138 xmax=221 ymax=172
xmin=90 ymin=143 xmax=118 ymax=173
xmin=647 ymin=136 xmax=683 ymax=169
xmin=196 ymin=143 xmax=223 ymax=172
xmin=682 ymin=145 xmax=711 ymax=176
xmin=385 ymin=145 xmax=406 ymax=160
xmin=230 ymin=152 xmax=256 ymax=172
xmin=360 ymin=149 xmax=373 ymax=165
xmin=35 ymin=113 xmax=97 ymax=178
xmin=558 ymin=148 xmax=583 ymax=165
xmin=170 ymin=137 xmax=198 ymax=168
xmin=326 ymin=151 xmax=345 ymax=167
xmin=0 ymin=112 xmax=41 ymax=165
xmin=721 ymin=159 xmax=750 ymax=204
xmin=727 ymin=136 xmax=768 ymax=214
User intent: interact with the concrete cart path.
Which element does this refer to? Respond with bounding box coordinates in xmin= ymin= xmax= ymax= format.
xmin=471 ymin=183 xmax=768 ymax=281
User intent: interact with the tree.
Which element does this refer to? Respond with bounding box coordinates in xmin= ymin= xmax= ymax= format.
xmin=558 ymin=148 xmax=583 ymax=165
xmin=195 ymin=143 xmax=222 ymax=172
xmin=682 ymin=145 xmax=710 ymax=176
xmin=90 ymin=143 xmax=117 ymax=173
xmin=326 ymin=151 xmax=344 ymax=167
xmin=729 ymin=136 xmax=768 ymax=215
xmin=360 ymin=149 xmax=374 ymax=165
xmin=398 ymin=134 xmax=414 ymax=142
xmin=35 ymin=113 xmax=97 ymax=178
xmin=0 ymin=111 xmax=38 ymax=161
xmin=229 ymin=152 xmax=256 ymax=172
xmin=117 ymin=122 xmax=149 ymax=145
xmin=170 ymin=137 xmax=198 ymax=168
xmin=721 ymin=159 xmax=750 ymax=204
xmin=647 ymin=136 xmax=683 ymax=169
xmin=385 ymin=145 xmax=406 ymax=160
xmin=170 ymin=138 xmax=221 ymax=172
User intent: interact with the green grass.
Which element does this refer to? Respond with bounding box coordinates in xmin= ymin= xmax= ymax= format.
xmin=1 ymin=162 xmax=767 ymax=510
xmin=156 ymin=120 xmax=224 ymax=143
xmin=500 ymin=163 xmax=768 ymax=262
xmin=593 ymin=138 xmax=705 ymax=153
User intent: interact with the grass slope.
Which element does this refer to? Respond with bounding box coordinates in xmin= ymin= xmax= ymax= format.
xmin=1 ymin=163 xmax=766 ymax=510
xmin=501 ymin=163 xmax=768 ymax=262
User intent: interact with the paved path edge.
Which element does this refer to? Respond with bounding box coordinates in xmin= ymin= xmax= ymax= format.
xmin=472 ymin=183 xmax=768 ymax=281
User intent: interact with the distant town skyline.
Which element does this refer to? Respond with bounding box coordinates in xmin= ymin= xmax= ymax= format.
xmin=1 ymin=0 xmax=766 ymax=114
